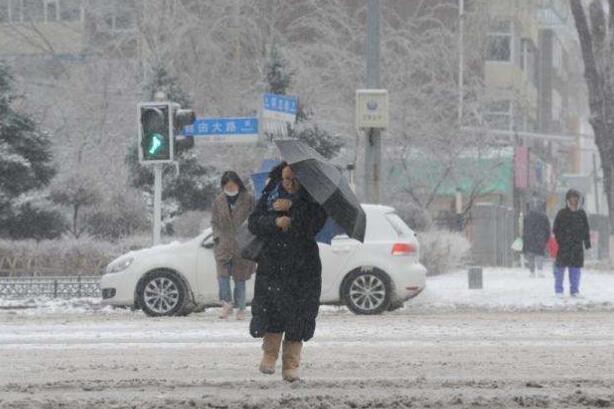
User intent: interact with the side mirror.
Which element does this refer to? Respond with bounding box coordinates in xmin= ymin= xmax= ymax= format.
xmin=202 ymin=234 xmax=215 ymax=249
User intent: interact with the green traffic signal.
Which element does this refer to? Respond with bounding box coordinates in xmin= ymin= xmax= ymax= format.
xmin=147 ymin=133 xmax=163 ymax=155
xmin=143 ymin=131 xmax=169 ymax=159
xmin=139 ymin=104 xmax=172 ymax=162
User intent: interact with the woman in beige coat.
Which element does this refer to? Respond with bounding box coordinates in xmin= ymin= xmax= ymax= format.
xmin=211 ymin=171 xmax=255 ymax=320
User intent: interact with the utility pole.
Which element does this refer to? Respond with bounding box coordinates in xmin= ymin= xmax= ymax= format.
xmin=458 ymin=0 xmax=464 ymax=125
xmin=455 ymin=0 xmax=465 ymax=232
xmin=364 ymin=0 xmax=381 ymax=204
xmin=234 ymin=0 xmax=241 ymax=108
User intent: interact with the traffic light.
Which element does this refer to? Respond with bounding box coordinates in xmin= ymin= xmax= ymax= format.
xmin=138 ymin=102 xmax=173 ymax=164
xmin=172 ymin=105 xmax=195 ymax=153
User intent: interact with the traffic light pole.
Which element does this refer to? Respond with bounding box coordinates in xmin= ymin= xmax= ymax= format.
xmin=153 ymin=164 xmax=163 ymax=245
xmin=139 ymin=100 xmax=192 ymax=246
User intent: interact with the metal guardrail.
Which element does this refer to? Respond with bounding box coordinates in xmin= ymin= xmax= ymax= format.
xmin=0 ymin=276 xmax=101 ymax=298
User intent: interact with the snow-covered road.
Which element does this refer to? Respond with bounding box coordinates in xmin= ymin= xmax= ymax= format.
xmin=1 ymin=268 xmax=613 ymax=408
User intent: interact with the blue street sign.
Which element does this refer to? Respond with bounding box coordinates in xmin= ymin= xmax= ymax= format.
xmin=263 ymin=93 xmax=298 ymax=115
xmin=184 ymin=117 xmax=259 ymax=142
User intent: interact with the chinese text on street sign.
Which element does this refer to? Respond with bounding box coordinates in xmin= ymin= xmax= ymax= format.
xmin=262 ymin=93 xmax=298 ymax=124
xmin=184 ymin=117 xmax=259 ymax=142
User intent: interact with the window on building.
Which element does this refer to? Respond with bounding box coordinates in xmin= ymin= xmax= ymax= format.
xmin=485 ymin=100 xmax=513 ymax=130
xmin=10 ymin=0 xmax=23 ymax=22
xmin=45 ymin=0 xmax=58 ymax=21
xmin=22 ymin=0 xmax=44 ymax=22
xmin=486 ymin=20 xmax=512 ymax=62
xmin=59 ymin=0 xmax=81 ymax=21
xmin=101 ymin=0 xmax=136 ymax=31
xmin=1 ymin=0 xmax=79 ymax=23
xmin=0 ymin=0 xmax=9 ymax=22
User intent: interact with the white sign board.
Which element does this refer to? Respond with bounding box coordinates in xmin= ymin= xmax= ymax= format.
xmin=355 ymin=89 xmax=389 ymax=129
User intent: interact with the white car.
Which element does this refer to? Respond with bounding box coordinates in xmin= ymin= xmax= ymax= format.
xmin=100 ymin=204 xmax=426 ymax=316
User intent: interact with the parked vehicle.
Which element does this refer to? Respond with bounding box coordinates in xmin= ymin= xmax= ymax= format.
xmin=100 ymin=205 xmax=426 ymax=316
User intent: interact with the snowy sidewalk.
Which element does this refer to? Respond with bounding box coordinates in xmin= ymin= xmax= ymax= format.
xmin=411 ymin=267 xmax=614 ymax=312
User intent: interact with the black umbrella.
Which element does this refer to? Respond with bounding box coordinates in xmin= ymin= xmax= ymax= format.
xmin=275 ymin=139 xmax=366 ymax=243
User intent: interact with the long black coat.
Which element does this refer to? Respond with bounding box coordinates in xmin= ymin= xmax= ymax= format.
xmin=522 ymin=211 xmax=550 ymax=255
xmin=553 ymin=207 xmax=591 ymax=268
xmin=248 ymin=185 xmax=327 ymax=342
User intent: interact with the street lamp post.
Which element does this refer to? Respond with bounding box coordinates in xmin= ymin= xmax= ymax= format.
xmin=458 ymin=0 xmax=465 ymax=126
xmin=364 ymin=0 xmax=382 ymax=204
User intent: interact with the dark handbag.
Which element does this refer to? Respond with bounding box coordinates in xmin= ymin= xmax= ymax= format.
xmin=236 ymin=221 xmax=264 ymax=262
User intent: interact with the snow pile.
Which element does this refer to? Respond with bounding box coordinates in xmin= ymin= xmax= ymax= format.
xmin=418 ymin=230 xmax=471 ymax=275
xmin=411 ymin=267 xmax=614 ymax=312
xmin=0 ymin=297 xmax=123 ymax=316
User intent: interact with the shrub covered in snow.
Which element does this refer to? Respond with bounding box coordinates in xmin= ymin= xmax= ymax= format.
xmin=0 ymin=235 xmax=152 ymax=276
xmin=85 ymin=192 xmax=149 ymax=241
xmin=3 ymin=200 xmax=67 ymax=240
xmin=418 ymin=229 xmax=471 ymax=276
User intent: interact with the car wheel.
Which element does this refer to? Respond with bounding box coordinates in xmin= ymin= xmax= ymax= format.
xmin=342 ymin=268 xmax=392 ymax=315
xmin=138 ymin=270 xmax=186 ymax=317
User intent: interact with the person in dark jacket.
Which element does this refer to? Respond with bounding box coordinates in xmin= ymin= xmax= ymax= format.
xmin=552 ymin=189 xmax=591 ymax=297
xmin=248 ymin=162 xmax=327 ymax=382
xmin=211 ymin=171 xmax=255 ymax=320
xmin=522 ymin=200 xmax=550 ymax=277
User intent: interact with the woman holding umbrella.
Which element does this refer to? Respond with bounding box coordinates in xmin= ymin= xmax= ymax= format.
xmin=248 ymin=161 xmax=327 ymax=382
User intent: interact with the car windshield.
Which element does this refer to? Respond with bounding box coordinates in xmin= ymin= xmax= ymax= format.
xmin=385 ymin=213 xmax=413 ymax=238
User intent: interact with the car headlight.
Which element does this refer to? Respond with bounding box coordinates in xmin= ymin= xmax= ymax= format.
xmin=108 ymin=257 xmax=134 ymax=273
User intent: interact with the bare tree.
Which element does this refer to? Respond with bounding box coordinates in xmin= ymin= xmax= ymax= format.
xmin=570 ymin=0 xmax=614 ymax=228
xmin=376 ymin=0 xmax=506 ymax=219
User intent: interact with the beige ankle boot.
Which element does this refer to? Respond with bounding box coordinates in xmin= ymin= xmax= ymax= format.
xmin=218 ymin=301 xmax=233 ymax=319
xmin=259 ymin=333 xmax=283 ymax=374
xmin=282 ymin=340 xmax=303 ymax=382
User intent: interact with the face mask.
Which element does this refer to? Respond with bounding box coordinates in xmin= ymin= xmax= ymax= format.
xmin=224 ymin=190 xmax=239 ymax=197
